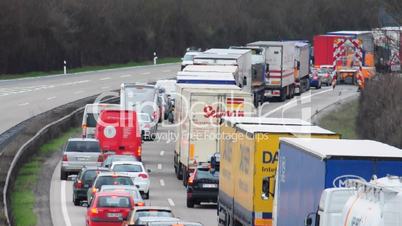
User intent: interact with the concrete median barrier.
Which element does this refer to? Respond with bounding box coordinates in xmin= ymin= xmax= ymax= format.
xmin=0 ymin=95 xmax=118 ymax=226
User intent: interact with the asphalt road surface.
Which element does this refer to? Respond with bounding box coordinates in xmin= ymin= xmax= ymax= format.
xmin=49 ymin=84 xmax=358 ymax=226
xmin=0 ymin=63 xmax=179 ymax=135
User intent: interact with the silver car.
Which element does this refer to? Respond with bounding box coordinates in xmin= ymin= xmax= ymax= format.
xmin=139 ymin=113 xmax=157 ymax=140
xmin=60 ymin=138 xmax=102 ymax=180
xmin=317 ymin=67 xmax=335 ymax=86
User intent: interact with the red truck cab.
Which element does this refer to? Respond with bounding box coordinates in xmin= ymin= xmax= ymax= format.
xmin=96 ymin=110 xmax=142 ymax=161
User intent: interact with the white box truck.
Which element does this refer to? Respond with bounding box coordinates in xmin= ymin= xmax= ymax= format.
xmin=193 ymin=49 xmax=266 ymax=107
xmin=174 ymin=83 xmax=254 ymax=185
xmin=285 ymin=41 xmax=310 ymax=94
xmin=248 ymin=41 xmax=296 ymax=101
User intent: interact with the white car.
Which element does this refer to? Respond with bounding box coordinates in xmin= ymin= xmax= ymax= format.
xmin=110 ymin=161 xmax=151 ymax=199
xmin=138 ymin=113 xmax=157 ymax=140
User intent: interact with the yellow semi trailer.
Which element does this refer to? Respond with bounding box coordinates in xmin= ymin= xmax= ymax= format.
xmin=218 ymin=124 xmax=340 ymax=226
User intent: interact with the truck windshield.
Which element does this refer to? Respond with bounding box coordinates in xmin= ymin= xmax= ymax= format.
xmin=183 ymin=54 xmax=195 ymax=61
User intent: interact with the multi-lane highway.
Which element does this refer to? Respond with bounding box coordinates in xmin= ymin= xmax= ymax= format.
xmin=43 ymin=73 xmax=357 ymax=226
xmin=0 ymin=64 xmax=179 ymax=134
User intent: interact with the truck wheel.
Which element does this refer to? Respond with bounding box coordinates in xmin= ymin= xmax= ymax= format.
xmin=176 ymin=163 xmax=183 ymax=180
xmin=187 ymin=198 xmax=194 ymax=208
xmin=290 ymin=85 xmax=295 ymax=98
xmin=143 ymin=191 xmax=150 ymax=200
xmin=60 ymin=170 xmax=67 ymax=180
xmin=280 ymin=88 xmax=286 ymax=101
xmin=182 ymin=167 xmax=188 ymax=186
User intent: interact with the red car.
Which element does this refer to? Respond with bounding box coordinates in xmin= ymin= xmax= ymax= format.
xmin=96 ymin=110 xmax=142 ymax=161
xmin=86 ymin=191 xmax=135 ymax=226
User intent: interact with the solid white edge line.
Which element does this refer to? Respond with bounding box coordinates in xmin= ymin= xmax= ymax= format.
xmin=167 ymin=198 xmax=175 ymax=207
xmin=61 ymin=180 xmax=72 ymax=226
xmin=160 ymin=179 xmax=165 ymax=187
xmin=263 ymin=88 xmax=333 ymax=117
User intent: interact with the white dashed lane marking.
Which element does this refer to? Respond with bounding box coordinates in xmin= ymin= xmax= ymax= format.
xmin=47 ymin=96 xmax=56 ymax=100
xmin=100 ymin=77 xmax=111 ymax=81
xmin=18 ymin=102 xmax=29 ymax=106
xmin=167 ymin=198 xmax=175 ymax=207
xmin=160 ymin=179 xmax=165 ymax=187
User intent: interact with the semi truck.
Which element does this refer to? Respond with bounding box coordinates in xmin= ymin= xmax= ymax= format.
xmin=247 ymin=41 xmax=296 ymax=101
xmin=218 ymin=124 xmax=339 ymax=226
xmin=174 ymin=83 xmax=254 ymax=185
xmin=275 ymin=138 xmax=402 ymax=226
xmin=193 ymin=49 xmax=266 ymax=107
xmin=286 ymin=41 xmax=310 ymax=94
xmin=306 ymin=175 xmax=402 ymax=226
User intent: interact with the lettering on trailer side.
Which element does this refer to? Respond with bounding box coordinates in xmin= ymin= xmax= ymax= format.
xmin=332 ymin=175 xmax=366 ymax=188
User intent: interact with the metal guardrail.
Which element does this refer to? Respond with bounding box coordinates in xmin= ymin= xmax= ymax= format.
xmin=1 ymin=96 xmax=119 ymax=226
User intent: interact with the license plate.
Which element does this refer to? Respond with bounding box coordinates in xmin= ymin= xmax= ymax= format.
xmin=107 ymin=213 xmax=122 ymax=218
xmin=77 ymin=157 xmax=88 ymax=161
xmin=202 ymin=184 xmax=217 ymax=188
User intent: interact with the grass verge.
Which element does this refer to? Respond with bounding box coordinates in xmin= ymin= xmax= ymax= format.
xmin=11 ymin=127 xmax=80 ymax=226
xmin=0 ymin=57 xmax=180 ymax=80
xmin=318 ymin=99 xmax=359 ymax=139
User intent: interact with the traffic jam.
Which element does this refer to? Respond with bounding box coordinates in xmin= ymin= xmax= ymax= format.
xmin=60 ymin=30 xmax=402 ymax=226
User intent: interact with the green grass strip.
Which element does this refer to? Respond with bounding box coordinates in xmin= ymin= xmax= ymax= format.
xmin=11 ymin=127 xmax=80 ymax=226
xmin=0 ymin=57 xmax=180 ymax=80
xmin=318 ymin=99 xmax=359 ymax=139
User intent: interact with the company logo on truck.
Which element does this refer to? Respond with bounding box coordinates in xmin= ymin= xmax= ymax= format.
xmin=332 ymin=175 xmax=366 ymax=188
xmin=203 ymin=97 xmax=245 ymax=118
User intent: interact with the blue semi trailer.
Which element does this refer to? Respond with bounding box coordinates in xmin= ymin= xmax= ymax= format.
xmin=275 ymin=138 xmax=402 ymax=226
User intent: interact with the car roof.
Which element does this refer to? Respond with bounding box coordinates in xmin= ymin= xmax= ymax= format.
xmin=148 ymin=222 xmax=202 ymax=226
xmin=134 ymin=206 xmax=172 ymax=211
xmin=96 ymin=191 xmax=132 ymax=197
xmin=96 ymin=172 xmax=132 ymax=177
xmin=138 ymin=217 xmax=180 ymax=222
xmin=111 ymin=161 xmax=143 ymax=166
xmin=100 ymin=185 xmax=139 ymax=191
xmin=82 ymin=166 xmax=110 ymax=171
xmin=107 ymin=155 xmax=138 ymax=160
xmin=68 ymin=138 xmax=98 ymax=142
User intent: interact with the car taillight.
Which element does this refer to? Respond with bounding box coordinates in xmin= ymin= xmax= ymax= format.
xmin=325 ymin=73 xmax=329 ymax=77
xmin=92 ymin=187 xmax=98 ymax=193
xmin=188 ymin=172 xmax=195 ymax=185
xmin=97 ymin=155 xmax=104 ymax=162
xmin=62 ymin=154 xmax=68 ymax=162
xmin=75 ymin=180 xmax=83 ymax=189
xmin=90 ymin=208 xmax=98 ymax=214
xmin=136 ymin=202 xmax=145 ymax=206
xmin=313 ymin=76 xmax=318 ymax=80
xmin=137 ymin=146 xmax=142 ymax=157
xmin=144 ymin=124 xmax=150 ymax=129
xmin=139 ymin=173 xmax=148 ymax=179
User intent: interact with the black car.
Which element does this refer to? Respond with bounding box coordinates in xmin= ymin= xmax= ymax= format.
xmin=72 ymin=166 xmax=110 ymax=206
xmin=186 ymin=162 xmax=219 ymax=208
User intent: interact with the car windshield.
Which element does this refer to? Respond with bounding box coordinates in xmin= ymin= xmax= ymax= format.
xmin=66 ymin=141 xmax=100 ymax=153
xmin=83 ymin=170 xmax=107 ymax=183
xmin=102 ymin=188 xmax=141 ymax=199
xmin=183 ymin=54 xmax=195 ymax=61
xmin=196 ymin=169 xmax=219 ymax=180
xmin=139 ymin=114 xmax=151 ymax=122
xmin=113 ymin=164 xmax=143 ymax=173
xmin=95 ymin=176 xmax=134 ymax=189
xmin=149 ymin=223 xmax=202 ymax=226
xmin=318 ymin=68 xmax=330 ymax=73
xmin=124 ymin=87 xmax=155 ymax=106
xmin=97 ymin=196 xmax=131 ymax=208
xmin=135 ymin=210 xmax=173 ymax=219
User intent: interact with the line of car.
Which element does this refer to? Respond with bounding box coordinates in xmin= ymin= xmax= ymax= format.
xmin=59 ymin=80 xmax=203 ymax=226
